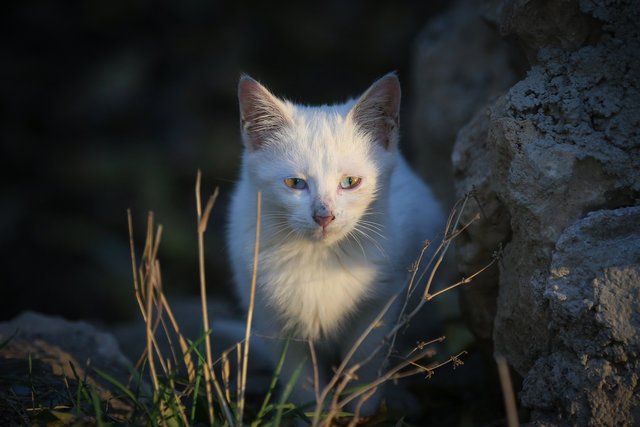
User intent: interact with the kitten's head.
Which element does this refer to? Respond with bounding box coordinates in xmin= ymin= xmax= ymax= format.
xmin=238 ymin=74 xmax=400 ymax=245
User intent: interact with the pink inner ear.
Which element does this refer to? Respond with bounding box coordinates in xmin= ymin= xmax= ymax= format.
xmin=350 ymin=74 xmax=401 ymax=150
xmin=238 ymin=76 xmax=290 ymax=151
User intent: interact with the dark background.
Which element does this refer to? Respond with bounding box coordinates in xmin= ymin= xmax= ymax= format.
xmin=1 ymin=1 xmax=451 ymax=323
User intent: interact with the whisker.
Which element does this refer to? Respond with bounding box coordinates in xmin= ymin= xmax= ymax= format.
xmin=357 ymin=223 xmax=387 ymax=240
xmin=346 ymin=230 xmax=367 ymax=258
xmin=353 ymin=226 xmax=387 ymax=258
xmin=358 ymin=221 xmax=385 ymax=234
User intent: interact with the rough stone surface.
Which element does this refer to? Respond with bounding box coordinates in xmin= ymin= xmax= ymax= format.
xmin=0 ymin=311 xmax=131 ymax=382
xmin=409 ymin=0 xmax=524 ymax=209
xmin=452 ymin=103 xmax=511 ymax=345
xmin=0 ymin=311 xmax=134 ymax=419
xmin=451 ymin=0 xmax=640 ymax=424
xmin=520 ymin=207 xmax=640 ymax=426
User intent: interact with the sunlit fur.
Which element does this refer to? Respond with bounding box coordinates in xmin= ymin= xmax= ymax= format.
xmin=227 ymin=74 xmax=444 ymax=411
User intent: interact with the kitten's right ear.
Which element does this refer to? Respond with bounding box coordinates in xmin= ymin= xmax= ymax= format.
xmin=238 ymin=75 xmax=291 ymax=151
xmin=348 ymin=73 xmax=401 ymax=151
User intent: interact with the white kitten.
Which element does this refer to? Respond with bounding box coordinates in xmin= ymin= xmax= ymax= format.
xmin=227 ymin=73 xmax=443 ymax=414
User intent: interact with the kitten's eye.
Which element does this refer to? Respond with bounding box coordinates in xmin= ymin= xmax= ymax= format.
xmin=284 ymin=177 xmax=307 ymax=190
xmin=339 ymin=176 xmax=361 ymax=189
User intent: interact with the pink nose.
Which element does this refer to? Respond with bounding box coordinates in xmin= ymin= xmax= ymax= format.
xmin=313 ymin=215 xmax=335 ymax=228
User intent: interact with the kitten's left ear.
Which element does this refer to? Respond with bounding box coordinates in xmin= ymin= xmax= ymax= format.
xmin=238 ymin=75 xmax=292 ymax=151
xmin=348 ymin=73 xmax=401 ymax=151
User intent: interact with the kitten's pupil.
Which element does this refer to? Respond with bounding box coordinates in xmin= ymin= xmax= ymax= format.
xmin=339 ymin=176 xmax=361 ymax=189
xmin=284 ymin=177 xmax=307 ymax=189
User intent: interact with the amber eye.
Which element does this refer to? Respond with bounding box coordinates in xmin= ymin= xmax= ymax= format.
xmin=339 ymin=176 xmax=361 ymax=189
xmin=284 ymin=177 xmax=307 ymax=190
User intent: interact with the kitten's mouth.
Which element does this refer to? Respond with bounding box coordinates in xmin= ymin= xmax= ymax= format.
xmin=313 ymin=226 xmax=331 ymax=239
xmin=310 ymin=224 xmax=343 ymax=243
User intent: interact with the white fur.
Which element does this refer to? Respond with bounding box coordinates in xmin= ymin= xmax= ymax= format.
xmin=227 ymin=74 xmax=443 ymax=411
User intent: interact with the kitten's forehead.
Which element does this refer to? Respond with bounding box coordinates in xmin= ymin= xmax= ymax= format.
xmin=294 ymin=105 xmax=370 ymax=151
xmin=289 ymin=106 xmax=374 ymax=175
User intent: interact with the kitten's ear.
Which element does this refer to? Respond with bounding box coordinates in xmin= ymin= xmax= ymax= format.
xmin=238 ymin=75 xmax=291 ymax=151
xmin=348 ymin=73 xmax=401 ymax=151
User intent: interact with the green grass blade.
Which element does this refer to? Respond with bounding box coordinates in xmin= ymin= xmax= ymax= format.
xmin=160 ymin=384 xmax=184 ymax=427
xmin=93 ymin=366 xmax=154 ymax=422
xmin=272 ymin=359 xmax=305 ymax=426
xmin=68 ymin=361 xmax=83 ymax=418
xmin=69 ymin=361 xmax=96 ymax=419
xmin=89 ymin=384 xmax=106 ymax=427
xmin=255 ymin=331 xmax=292 ymax=422
xmin=28 ymin=352 xmax=42 ymax=409
xmin=190 ymin=356 xmax=204 ymax=423
xmin=0 ymin=329 xmax=18 ymax=351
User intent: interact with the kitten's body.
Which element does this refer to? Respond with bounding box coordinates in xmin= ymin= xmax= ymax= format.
xmin=227 ymin=74 xmax=443 ymax=411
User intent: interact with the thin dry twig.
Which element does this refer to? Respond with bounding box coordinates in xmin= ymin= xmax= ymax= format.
xmin=318 ymin=192 xmax=488 ymax=425
xmin=346 ymin=387 xmax=377 ymax=427
xmin=309 ymin=338 xmax=321 ymax=405
xmin=426 ymin=255 xmax=497 ymax=301
xmin=421 ymin=195 xmax=473 ymax=300
xmin=312 ymin=295 xmax=397 ymax=426
xmin=341 ymin=349 xmax=467 ymax=410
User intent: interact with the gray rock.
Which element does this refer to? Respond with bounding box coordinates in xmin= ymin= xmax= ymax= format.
xmin=0 ymin=311 xmax=131 ymax=381
xmin=488 ymin=2 xmax=640 ymax=376
xmin=450 ymin=0 xmax=640 ymax=424
xmin=0 ymin=311 xmax=134 ymax=416
xmin=521 ymin=207 xmax=640 ymax=426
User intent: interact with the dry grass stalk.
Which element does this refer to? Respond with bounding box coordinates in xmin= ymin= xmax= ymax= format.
xmin=195 ymin=170 xmax=233 ymax=426
xmin=128 ymin=212 xmax=191 ymax=426
xmin=237 ymin=190 xmax=262 ymax=425
xmin=127 ymin=173 xmax=233 ymax=426
xmin=221 ymin=350 xmax=231 ymax=402
xmin=156 ymin=290 xmax=196 ymax=382
xmin=236 ymin=342 xmax=242 ymax=402
xmin=497 ymin=356 xmax=519 ymax=427
xmin=144 ymin=257 xmax=160 ymax=394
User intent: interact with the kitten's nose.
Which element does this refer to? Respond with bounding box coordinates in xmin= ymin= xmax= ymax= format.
xmin=313 ymin=214 xmax=335 ymax=228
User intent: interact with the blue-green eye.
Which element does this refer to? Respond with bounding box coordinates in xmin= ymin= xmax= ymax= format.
xmin=339 ymin=176 xmax=361 ymax=189
xmin=284 ymin=177 xmax=307 ymax=189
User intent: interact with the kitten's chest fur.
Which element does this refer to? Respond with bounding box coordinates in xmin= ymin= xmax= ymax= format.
xmin=258 ymin=233 xmax=386 ymax=339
